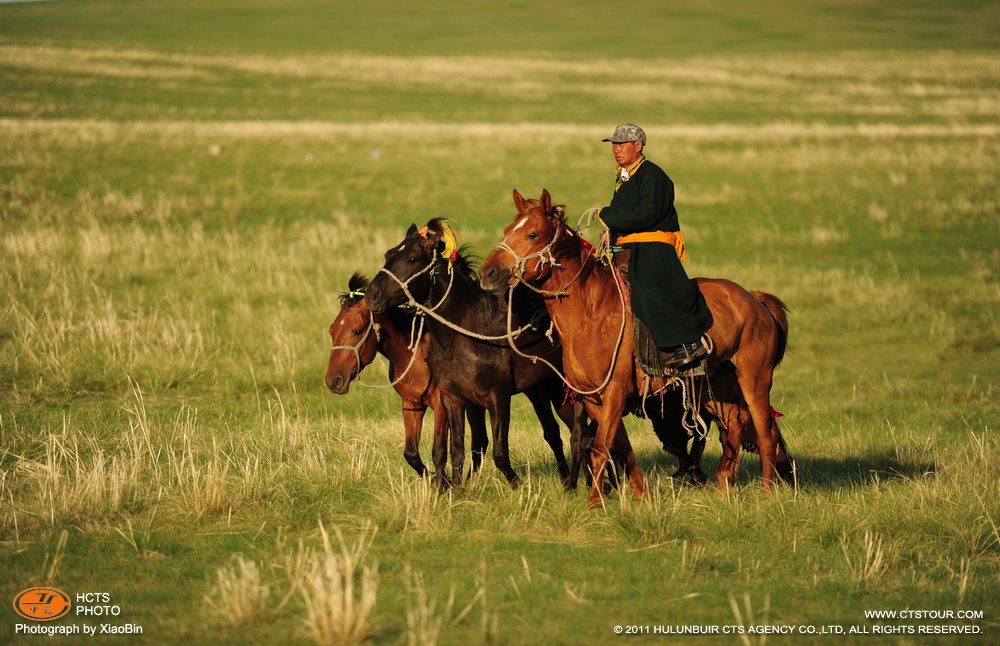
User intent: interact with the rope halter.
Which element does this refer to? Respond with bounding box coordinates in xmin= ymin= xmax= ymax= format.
xmin=492 ymin=216 xmax=569 ymax=296
xmin=329 ymin=309 xmax=377 ymax=383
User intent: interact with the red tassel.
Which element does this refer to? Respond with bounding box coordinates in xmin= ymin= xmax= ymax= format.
xmin=770 ymin=406 xmax=784 ymax=419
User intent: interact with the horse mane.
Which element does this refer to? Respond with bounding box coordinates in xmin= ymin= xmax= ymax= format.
xmin=422 ymin=218 xmax=479 ymax=282
xmin=337 ymin=272 xmax=370 ymax=307
xmin=452 ymin=244 xmax=479 ymax=281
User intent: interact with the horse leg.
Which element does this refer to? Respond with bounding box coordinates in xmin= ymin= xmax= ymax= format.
xmin=442 ymin=393 xmax=466 ymax=487
xmin=467 ymin=405 xmax=488 ymax=473
xmin=581 ymin=418 xmax=597 ymax=489
xmin=649 ymin=407 xmax=694 ymax=484
xmin=489 ymin=396 xmax=520 ymax=487
xmin=565 ymin=401 xmax=587 ymax=491
xmin=586 ymin=407 xmax=617 ymax=508
xmin=740 ymin=370 xmax=779 ymax=490
xmin=709 ymin=400 xmax=743 ymax=490
xmin=526 ymin=385 xmax=570 ymax=483
xmin=605 ymin=419 xmax=632 ymax=492
xmin=587 ymin=391 xmax=643 ymax=507
xmin=431 ymin=396 xmax=451 ymax=490
xmin=614 ymin=423 xmax=646 ymax=500
xmin=401 ymin=403 xmax=429 ymax=477
xmin=648 ymin=397 xmax=708 ymax=487
xmin=773 ymin=420 xmax=797 ymax=486
xmin=687 ymin=433 xmax=709 ymax=486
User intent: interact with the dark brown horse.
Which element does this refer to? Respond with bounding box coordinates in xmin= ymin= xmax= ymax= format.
xmin=363 ymin=227 xmax=587 ymax=489
xmin=480 ymin=189 xmax=792 ymax=506
xmin=326 ymin=273 xmax=489 ymax=476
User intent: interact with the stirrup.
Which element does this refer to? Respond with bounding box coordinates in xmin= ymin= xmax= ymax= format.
xmin=661 ymin=343 xmax=707 ymax=367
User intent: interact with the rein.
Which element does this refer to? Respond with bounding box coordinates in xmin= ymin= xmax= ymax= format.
xmin=377 ymin=252 xmax=535 ymax=343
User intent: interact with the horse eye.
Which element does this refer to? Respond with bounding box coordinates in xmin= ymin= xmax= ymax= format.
xmin=408 ymin=256 xmax=417 ymax=263
xmin=527 ymin=232 xmax=539 ymax=239
xmin=353 ymin=327 xmax=365 ymax=335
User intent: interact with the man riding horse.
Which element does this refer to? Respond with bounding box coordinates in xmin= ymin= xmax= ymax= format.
xmin=597 ymin=122 xmax=710 ymax=369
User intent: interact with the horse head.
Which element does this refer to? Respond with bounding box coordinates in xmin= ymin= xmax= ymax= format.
xmin=365 ymin=218 xmax=458 ymax=314
xmin=326 ymin=273 xmax=379 ymax=394
xmin=481 ymin=188 xmax=570 ymax=293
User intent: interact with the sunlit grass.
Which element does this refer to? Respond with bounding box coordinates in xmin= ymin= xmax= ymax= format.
xmin=0 ymin=7 xmax=998 ymax=640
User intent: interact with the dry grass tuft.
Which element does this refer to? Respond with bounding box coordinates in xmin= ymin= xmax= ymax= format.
xmin=404 ymin=565 xmax=453 ymax=646
xmin=841 ymin=530 xmax=888 ymax=586
xmin=205 ymin=555 xmax=272 ymax=626
xmin=301 ymin=521 xmax=379 ymax=645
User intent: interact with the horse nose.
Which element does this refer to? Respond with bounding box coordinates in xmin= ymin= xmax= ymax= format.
xmin=327 ymin=374 xmax=345 ymax=393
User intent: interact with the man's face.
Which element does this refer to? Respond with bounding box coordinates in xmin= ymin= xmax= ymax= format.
xmin=612 ymin=140 xmax=643 ymax=168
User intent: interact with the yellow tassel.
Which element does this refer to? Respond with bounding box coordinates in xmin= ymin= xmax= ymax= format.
xmin=440 ymin=220 xmax=458 ymax=272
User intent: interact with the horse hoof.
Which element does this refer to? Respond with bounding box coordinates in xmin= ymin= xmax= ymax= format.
xmin=676 ymin=468 xmax=709 ymax=487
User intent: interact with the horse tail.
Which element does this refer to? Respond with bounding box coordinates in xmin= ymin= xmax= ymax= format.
xmin=752 ymin=291 xmax=789 ymax=368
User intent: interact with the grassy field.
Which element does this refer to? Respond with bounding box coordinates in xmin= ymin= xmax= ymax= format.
xmin=1 ymin=1 xmax=998 ymax=644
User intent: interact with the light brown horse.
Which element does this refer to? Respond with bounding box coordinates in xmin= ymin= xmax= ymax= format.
xmin=480 ymin=189 xmax=791 ymax=506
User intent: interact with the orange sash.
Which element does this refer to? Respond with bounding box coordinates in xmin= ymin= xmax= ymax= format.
xmin=615 ymin=230 xmax=687 ymax=262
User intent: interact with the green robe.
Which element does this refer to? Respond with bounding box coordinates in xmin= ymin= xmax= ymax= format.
xmin=600 ymin=159 xmax=709 ymax=348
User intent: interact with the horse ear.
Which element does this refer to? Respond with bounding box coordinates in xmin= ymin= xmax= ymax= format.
xmin=406 ymin=223 xmax=418 ymax=236
xmin=512 ymin=189 xmax=527 ymax=212
xmin=540 ymin=189 xmax=552 ymax=215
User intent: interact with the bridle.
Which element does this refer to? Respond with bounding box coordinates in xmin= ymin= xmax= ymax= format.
xmin=329 ymin=310 xmax=377 ymax=383
xmin=493 ymin=220 xmax=565 ymax=296
xmin=491 ymin=210 xmax=592 ymax=298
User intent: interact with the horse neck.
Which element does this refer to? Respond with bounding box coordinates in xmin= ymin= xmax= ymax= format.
xmin=427 ymin=264 xmax=480 ymax=318
xmin=374 ymin=308 xmax=417 ymax=367
xmin=424 ymin=265 xmax=494 ymax=342
xmin=537 ymin=248 xmax=617 ymax=340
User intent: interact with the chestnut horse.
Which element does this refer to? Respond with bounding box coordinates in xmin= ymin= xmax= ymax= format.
xmin=480 ymin=189 xmax=791 ymax=506
xmin=326 ymin=272 xmax=489 ymax=476
xmin=364 ymin=227 xmax=587 ymax=489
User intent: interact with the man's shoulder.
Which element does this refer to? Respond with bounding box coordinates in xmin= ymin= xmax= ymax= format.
xmin=638 ymin=159 xmax=672 ymax=183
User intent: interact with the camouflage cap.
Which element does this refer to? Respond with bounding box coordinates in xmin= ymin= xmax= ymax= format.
xmin=602 ymin=122 xmax=646 ymax=144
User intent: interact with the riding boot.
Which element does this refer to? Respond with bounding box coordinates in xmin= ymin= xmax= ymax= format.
xmin=658 ymin=341 xmax=708 ymax=369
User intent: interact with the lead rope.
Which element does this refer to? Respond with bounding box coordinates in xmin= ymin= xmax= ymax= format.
xmin=377 ymin=256 xmax=536 ymax=343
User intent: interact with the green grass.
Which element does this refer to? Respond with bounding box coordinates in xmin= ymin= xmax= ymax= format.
xmin=1 ymin=1 xmax=998 ymax=644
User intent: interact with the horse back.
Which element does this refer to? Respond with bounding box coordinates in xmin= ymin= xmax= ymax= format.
xmin=692 ymin=277 xmax=772 ymax=356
